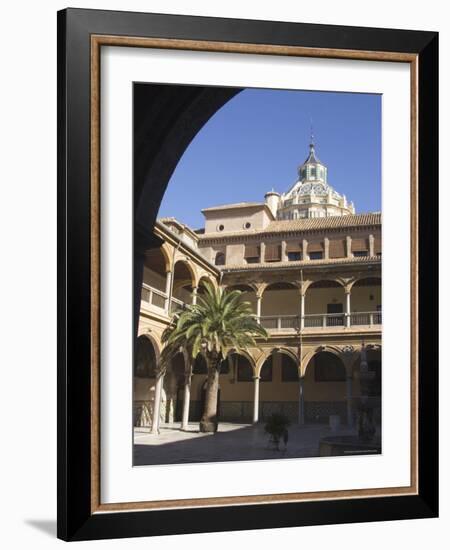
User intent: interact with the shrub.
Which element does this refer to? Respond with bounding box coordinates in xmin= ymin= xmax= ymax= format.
xmin=264 ymin=413 xmax=291 ymax=450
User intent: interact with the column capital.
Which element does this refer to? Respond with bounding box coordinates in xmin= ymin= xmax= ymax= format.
xmin=253 ymin=375 xmax=261 ymax=381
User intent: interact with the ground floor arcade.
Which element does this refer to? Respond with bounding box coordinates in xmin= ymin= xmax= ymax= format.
xmin=134 ymin=333 xmax=382 ymax=434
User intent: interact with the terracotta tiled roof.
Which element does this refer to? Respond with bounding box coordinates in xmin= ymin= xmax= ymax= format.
xmin=221 ymin=255 xmax=381 ymax=272
xmin=265 ymin=212 xmax=381 ymax=233
xmin=198 ymin=212 xmax=381 ymax=240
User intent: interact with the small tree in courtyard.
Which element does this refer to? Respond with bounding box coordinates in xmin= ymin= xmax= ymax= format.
xmin=161 ymin=281 xmax=267 ymax=433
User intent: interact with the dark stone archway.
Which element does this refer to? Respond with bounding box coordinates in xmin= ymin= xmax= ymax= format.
xmin=133 ymin=83 xmax=242 ymax=336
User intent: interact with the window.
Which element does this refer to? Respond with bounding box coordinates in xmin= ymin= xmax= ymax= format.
xmin=218 ymin=224 xmax=224 ymax=231
xmin=265 ymin=244 xmax=281 ymax=262
xmin=351 ymin=237 xmax=368 ymax=256
xmin=309 ymin=251 xmax=323 ymax=260
xmin=281 ymin=355 xmax=298 ymax=381
xmin=329 ymin=239 xmax=346 ymax=259
xmin=244 ymin=244 xmax=260 ymax=264
xmin=244 ymin=222 xmax=251 ymax=229
xmin=215 ymin=252 xmax=225 ymax=266
xmin=288 ymin=251 xmax=302 ymax=261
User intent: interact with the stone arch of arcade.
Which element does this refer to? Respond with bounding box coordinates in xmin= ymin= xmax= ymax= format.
xmin=253 ymin=347 xmax=300 ymax=423
xmin=170 ymin=259 xmax=197 ymax=312
xmin=134 ymin=84 xmax=242 ymax=335
xmin=141 ymin=247 xmax=172 ymax=311
xmin=133 ymin=334 xmax=160 ymax=428
xmin=302 ymin=349 xmax=349 ymax=425
xmin=304 ymin=279 xmax=347 ymax=328
xmin=349 ymin=276 xmax=382 ymax=325
xmin=260 ymin=282 xmax=300 ymax=330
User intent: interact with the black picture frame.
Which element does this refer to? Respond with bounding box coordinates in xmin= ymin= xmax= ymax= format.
xmin=57 ymin=8 xmax=438 ymax=541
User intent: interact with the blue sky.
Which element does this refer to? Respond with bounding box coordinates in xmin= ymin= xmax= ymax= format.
xmin=158 ymin=88 xmax=381 ymax=229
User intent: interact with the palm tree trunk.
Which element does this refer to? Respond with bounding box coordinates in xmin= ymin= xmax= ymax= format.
xmin=200 ymin=354 xmax=220 ymax=433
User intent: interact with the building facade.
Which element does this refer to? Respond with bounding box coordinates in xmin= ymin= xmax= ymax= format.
xmin=134 ymin=142 xmax=382 ymax=432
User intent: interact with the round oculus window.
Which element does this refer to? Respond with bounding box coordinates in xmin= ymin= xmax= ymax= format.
xmin=218 ymin=224 xmax=225 ymax=231
xmin=244 ymin=222 xmax=251 ymax=229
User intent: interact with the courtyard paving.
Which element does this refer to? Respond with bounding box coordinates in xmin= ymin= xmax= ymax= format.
xmin=133 ymin=422 xmax=360 ymax=466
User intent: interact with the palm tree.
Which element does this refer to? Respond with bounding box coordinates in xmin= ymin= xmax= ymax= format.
xmin=161 ymin=281 xmax=268 ymax=433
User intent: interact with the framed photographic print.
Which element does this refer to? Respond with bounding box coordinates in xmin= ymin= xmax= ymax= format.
xmin=57 ymin=8 xmax=438 ymax=541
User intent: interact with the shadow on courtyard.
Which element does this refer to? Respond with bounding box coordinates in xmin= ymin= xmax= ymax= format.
xmin=133 ymin=423 xmax=361 ymax=466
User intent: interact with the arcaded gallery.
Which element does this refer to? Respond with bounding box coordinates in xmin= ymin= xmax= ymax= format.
xmin=134 ymin=141 xmax=382 ymax=433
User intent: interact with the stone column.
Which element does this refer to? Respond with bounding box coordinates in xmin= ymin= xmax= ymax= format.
xmin=256 ymin=293 xmax=262 ymax=320
xmin=369 ymin=234 xmax=375 ymax=257
xmin=302 ymin=239 xmax=308 ymax=260
xmin=181 ymin=371 xmax=192 ymax=431
xmin=346 ymin=236 xmax=352 ymax=258
xmin=260 ymin=242 xmax=266 ymax=263
xmin=164 ymin=270 xmax=172 ymax=312
xmin=359 ymin=344 xmax=369 ymax=402
xmin=281 ymin=240 xmax=288 ymax=262
xmin=151 ymin=371 xmax=164 ymax=434
xmin=300 ymin=291 xmax=305 ymax=329
xmin=252 ymin=375 xmax=260 ymax=423
xmin=345 ymin=288 xmax=351 ymax=327
xmin=324 ymin=237 xmax=330 ymax=260
xmin=360 ymin=345 xmax=368 ymax=371
xmin=346 ymin=375 xmax=354 ymax=426
xmin=191 ymin=286 xmax=198 ymax=305
xmin=298 ymin=375 xmax=305 ymax=425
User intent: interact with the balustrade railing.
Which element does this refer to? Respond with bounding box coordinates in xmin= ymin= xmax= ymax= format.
xmin=303 ymin=313 xmax=345 ymax=328
xmin=259 ymin=311 xmax=381 ymax=331
xmin=169 ymin=297 xmax=186 ymax=314
xmin=141 ymin=284 xmax=167 ymax=310
xmin=349 ymin=311 xmax=382 ymax=326
xmin=141 ymin=283 xmax=382 ymax=329
xmin=260 ymin=315 xmax=299 ymax=331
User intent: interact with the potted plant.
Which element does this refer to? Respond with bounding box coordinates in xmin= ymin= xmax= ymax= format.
xmin=264 ymin=413 xmax=291 ymax=450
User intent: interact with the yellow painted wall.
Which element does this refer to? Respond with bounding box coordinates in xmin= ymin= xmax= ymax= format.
xmin=261 ymin=288 xmax=300 ymax=316
xmin=351 ymin=284 xmax=381 ymax=312
xmin=305 ymin=286 xmax=346 ymax=314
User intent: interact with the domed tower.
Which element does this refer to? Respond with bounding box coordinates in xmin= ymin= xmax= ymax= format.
xmin=298 ymin=139 xmax=328 ymax=185
xmin=276 ymin=135 xmax=355 ymax=220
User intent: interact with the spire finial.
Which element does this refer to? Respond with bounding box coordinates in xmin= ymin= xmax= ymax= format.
xmin=310 ymin=118 xmax=314 ymax=148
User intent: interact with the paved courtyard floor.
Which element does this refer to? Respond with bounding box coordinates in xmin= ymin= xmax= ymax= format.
xmin=133 ymin=422 xmax=360 ymax=466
